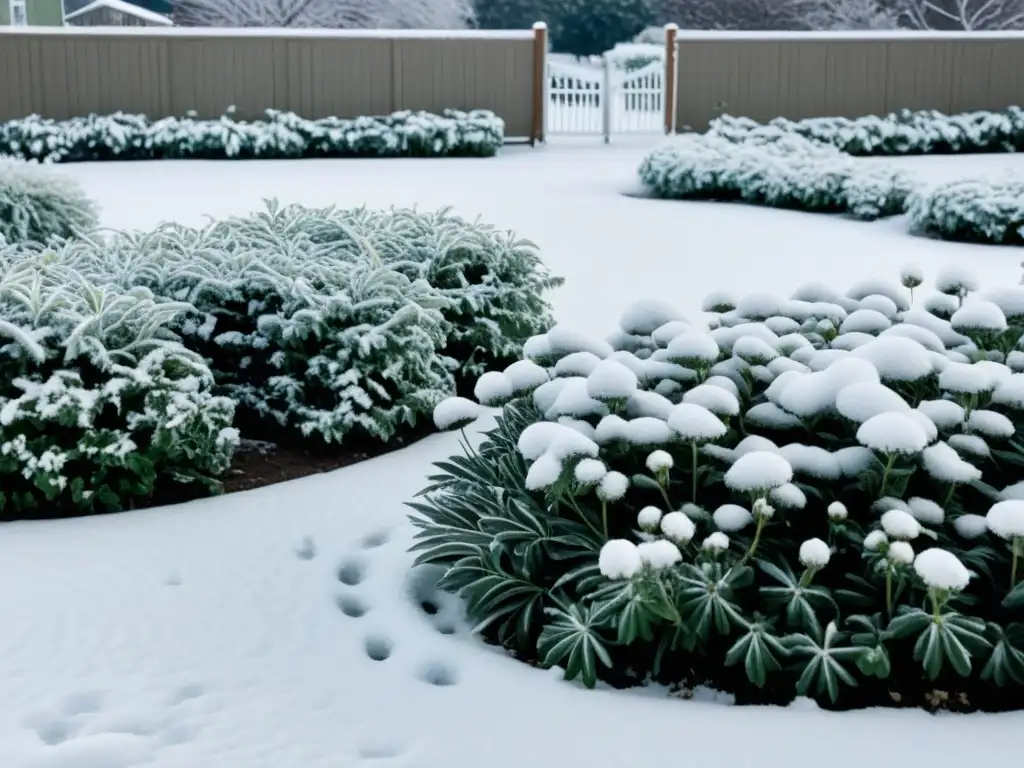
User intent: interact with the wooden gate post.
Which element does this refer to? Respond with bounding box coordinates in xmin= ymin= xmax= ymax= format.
xmin=663 ymin=23 xmax=678 ymax=135
xmin=531 ymin=21 xmax=548 ymax=146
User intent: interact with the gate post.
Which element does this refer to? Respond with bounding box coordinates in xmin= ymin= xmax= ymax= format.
xmin=664 ymin=23 xmax=678 ymax=135
xmin=531 ymin=22 xmax=548 ymax=146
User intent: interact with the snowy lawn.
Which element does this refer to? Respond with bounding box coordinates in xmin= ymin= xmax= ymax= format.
xmin=3 ymin=143 xmax=1024 ymax=767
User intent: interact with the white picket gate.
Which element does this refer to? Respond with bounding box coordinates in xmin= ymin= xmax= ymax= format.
xmin=546 ymin=56 xmax=665 ymax=140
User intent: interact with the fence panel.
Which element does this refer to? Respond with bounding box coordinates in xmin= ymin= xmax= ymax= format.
xmin=674 ymin=31 xmax=1024 ymax=132
xmin=0 ymin=27 xmax=537 ymax=139
xmin=612 ymin=59 xmax=664 ymax=134
xmin=547 ymin=58 xmax=604 ymax=135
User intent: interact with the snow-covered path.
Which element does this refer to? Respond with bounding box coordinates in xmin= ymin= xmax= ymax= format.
xmin=2 ymin=144 xmax=1023 ymax=767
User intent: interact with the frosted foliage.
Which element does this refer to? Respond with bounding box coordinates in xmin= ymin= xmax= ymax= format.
xmin=724 ymin=451 xmax=793 ymax=492
xmin=667 ymin=403 xmax=727 ymax=442
xmin=917 ymin=400 xmax=965 ymax=429
xmin=902 ymin=309 xmax=970 ymax=348
xmin=533 ymin=379 xmax=570 ymax=415
xmin=0 ymin=159 xmax=99 ymax=245
xmin=518 ymin=422 xmax=566 ymax=461
xmin=713 ymin=504 xmax=754 ymax=532
xmin=548 ymin=326 xmax=613 ymax=360
xmin=586 ymin=360 xmax=639 ymax=401
xmin=1006 ymin=351 xmax=1024 ymax=372
xmin=622 ymin=417 xmax=675 ymax=446
xmin=848 ymin=337 xmax=934 ymax=382
xmin=835 ymin=382 xmax=908 ymax=423
xmin=548 ymin=379 xmax=607 ymax=419
xmin=1 ymin=109 xmax=505 ymax=164
xmin=618 ymin=299 xmax=685 ymax=336
xmin=432 ymin=396 xmax=481 ymax=431
xmin=907 ymin=410 xmax=939 ymax=444
xmin=173 ymin=0 xmax=473 ymax=29
xmin=736 ymin=293 xmax=783 ymax=320
xmin=574 ymin=458 xmax=607 ymax=485
xmin=555 ymin=352 xmax=602 ymax=378
xmin=888 ymin=541 xmax=915 ymax=565
xmin=646 ymin=450 xmax=673 ymax=473
xmin=682 ymin=384 xmax=740 ymax=416
xmin=831 ymin=331 xmax=875 ymax=351
xmin=702 ymin=291 xmax=737 ymax=313
xmin=911 ymin=180 xmax=1024 ymax=246
xmin=881 ymin=509 xmax=922 ymax=540
xmin=834 ymin=446 xmax=876 ymax=477
xmin=952 ymin=301 xmax=1008 ymax=332
xmin=922 ymin=441 xmax=983 ymax=484
xmin=734 ymin=436 xmax=779 ymax=457
xmin=770 ymin=483 xmax=807 ymax=509
xmin=914 ymin=548 xmax=971 ymax=591
xmin=637 ymin=506 xmax=663 ymax=530
xmin=598 ymin=472 xmax=630 ymax=502
xmin=703 ymin=531 xmax=730 ymax=552
xmin=705 ymin=375 xmax=740 ymax=399
xmin=986 ymin=500 xmax=1024 ymax=539
xmin=864 ymin=530 xmax=889 ymax=551
xmin=525 ymin=453 xmax=562 ymax=490
xmin=987 ymin=288 xmax=1024 ymax=321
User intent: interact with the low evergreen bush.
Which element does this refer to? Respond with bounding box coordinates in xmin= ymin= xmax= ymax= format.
xmin=4 ymin=202 xmax=561 ymax=446
xmin=0 ymin=254 xmax=238 ymax=518
xmin=0 ymin=158 xmax=99 ymax=245
xmin=909 ymin=179 xmax=1024 ymax=246
xmin=413 ymin=267 xmax=1024 ymax=711
xmin=638 ymin=134 xmax=913 ymax=221
xmin=0 ymin=108 xmax=505 ymax=163
xmin=708 ymin=107 xmax=1024 ymax=156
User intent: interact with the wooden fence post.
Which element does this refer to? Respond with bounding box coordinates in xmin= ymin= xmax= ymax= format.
xmin=531 ymin=22 xmax=548 ymax=146
xmin=664 ymin=23 xmax=678 ymax=135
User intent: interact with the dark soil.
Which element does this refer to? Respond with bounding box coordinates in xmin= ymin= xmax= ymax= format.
xmin=221 ymin=427 xmax=433 ymax=494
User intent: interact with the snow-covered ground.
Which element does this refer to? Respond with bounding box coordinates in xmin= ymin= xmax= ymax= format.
xmin=2 ymin=143 xmax=1024 ymax=768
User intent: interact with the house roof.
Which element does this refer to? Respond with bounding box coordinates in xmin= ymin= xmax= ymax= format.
xmin=64 ymin=0 xmax=174 ymax=25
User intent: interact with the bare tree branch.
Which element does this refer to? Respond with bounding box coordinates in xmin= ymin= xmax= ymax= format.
xmin=898 ymin=0 xmax=1024 ymax=29
xmin=173 ymin=0 xmax=475 ymax=29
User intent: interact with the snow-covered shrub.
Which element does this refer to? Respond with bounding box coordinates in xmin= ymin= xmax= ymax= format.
xmin=4 ymin=202 xmax=559 ymax=445
xmin=708 ymin=107 xmax=1024 ymax=156
xmin=0 ymin=255 xmax=238 ymax=517
xmin=638 ymin=134 xmax=913 ymax=220
xmin=0 ymin=108 xmax=505 ymax=163
xmin=908 ymin=179 xmax=1024 ymax=246
xmin=412 ymin=269 xmax=1024 ymax=710
xmin=0 ymin=159 xmax=99 ymax=245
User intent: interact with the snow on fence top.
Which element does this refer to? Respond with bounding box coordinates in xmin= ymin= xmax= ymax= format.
xmin=672 ymin=29 xmax=1024 ymax=42
xmin=0 ymin=26 xmax=534 ymax=40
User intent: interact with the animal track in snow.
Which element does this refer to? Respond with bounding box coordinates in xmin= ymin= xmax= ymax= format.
xmin=363 ymin=635 xmax=392 ymax=662
xmin=416 ymin=661 xmax=459 ymax=687
xmin=337 ymin=594 xmax=370 ymax=618
xmin=294 ymin=536 xmax=317 ymax=561
xmin=337 ymin=558 xmax=367 ymax=586
xmin=359 ymin=529 xmax=391 ymax=550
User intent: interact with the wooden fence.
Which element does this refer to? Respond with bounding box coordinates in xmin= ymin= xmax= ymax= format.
xmin=0 ymin=26 xmax=544 ymax=141
xmin=668 ymin=30 xmax=1024 ymax=133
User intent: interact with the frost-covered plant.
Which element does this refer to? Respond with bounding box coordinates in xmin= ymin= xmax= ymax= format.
xmin=908 ymin=179 xmax=1024 ymax=246
xmin=638 ymin=134 xmax=914 ymax=221
xmin=2 ymin=201 xmax=560 ymax=445
xmin=411 ymin=271 xmax=1024 ymax=710
xmin=0 ymin=259 xmax=237 ymax=517
xmin=707 ymin=107 xmax=1024 ymax=156
xmin=0 ymin=109 xmax=505 ymax=163
xmin=0 ymin=159 xmax=99 ymax=245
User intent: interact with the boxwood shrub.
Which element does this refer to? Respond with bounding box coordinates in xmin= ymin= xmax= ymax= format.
xmin=0 ymin=158 xmax=98 ymax=245
xmin=412 ymin=268 xmax=1024 ymax=711
xmin=0 ymin=108 xmax=505 ymax=163
xmin=909 ymin=179 xmax=1024 ymax=246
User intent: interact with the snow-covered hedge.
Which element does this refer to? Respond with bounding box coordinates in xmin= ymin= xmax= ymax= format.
xmin=414 ymin=266 xmax=1024 ymax=710
xmin=5 ymin=202 xmax=560 ymax=446
xmin=909 ymin=179 xmax=1024 ymax=246
xmin=707 ymin=108 xmax=1024 ymax=156
xmin=0 ymin=253 xmax=238 ymax=518
xmin=0 ymin=108 xmax=505 ymax=163
xmin=0 ymin=158 xmax=99 ymax=245
xmin=638 ymin=134 xmax=914 ymax=220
